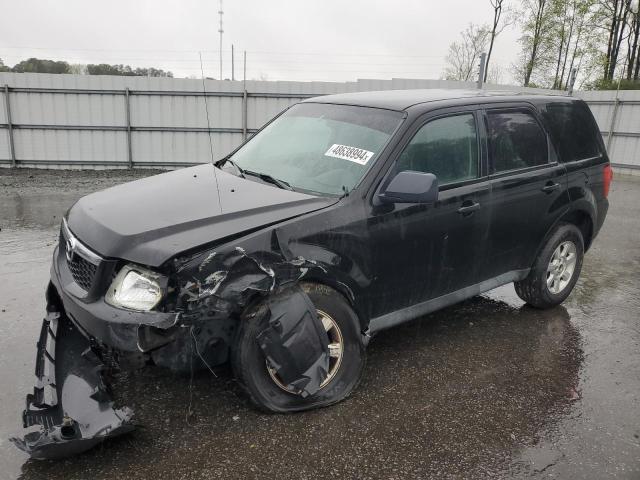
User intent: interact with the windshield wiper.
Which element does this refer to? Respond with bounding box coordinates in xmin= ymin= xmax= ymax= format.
xmin=243 ymin=170 xmax=294 ymax=191
xmin=216 ymin=157 xmax=292 ymax=191
xmin=216 ymin=156 xmax=245 ymax=178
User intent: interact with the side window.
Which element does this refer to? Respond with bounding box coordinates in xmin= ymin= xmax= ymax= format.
xmin=486 ymin=110 xmax=548 ymax=173
xmin=396 ymin=114 xmax=479 ymax=185
xmin=542 ymin=102 xmax=602 ymax=162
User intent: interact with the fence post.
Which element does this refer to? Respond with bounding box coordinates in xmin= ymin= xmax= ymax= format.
xmin=3 ymin=84 xmax=17 ymax=168
xmin=607 ymin=97 xmax=620 ymax=152
xmin=124 ymin=88 xmax=133 ymax=168
xmin=477 ymin=53 xmax=487 ymax=90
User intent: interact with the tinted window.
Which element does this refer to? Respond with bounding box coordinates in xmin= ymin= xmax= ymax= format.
xmin=542 ymin=102 xmax=602 ymax=162
xmin=396 ymin=114 xmax=479 ymax=184
xmin=486 ymin=111 xmax=548 ymax=173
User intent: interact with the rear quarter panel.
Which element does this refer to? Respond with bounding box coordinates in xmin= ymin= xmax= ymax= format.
xmin=564 ymin=157 xmax=610 ymax=241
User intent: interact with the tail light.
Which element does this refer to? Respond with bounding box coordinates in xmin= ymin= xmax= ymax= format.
xmin=603 ymin=164 xmax=613 ymax=198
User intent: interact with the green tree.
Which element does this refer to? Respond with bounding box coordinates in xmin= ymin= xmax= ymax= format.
xmin=516 ymin=0 xmax=555 ymax=86
xmin=86 ymin=63 xmax=173 ymax=77
xmin=579 ymin=0 xmax=640 ymax=88
xmin=600 ymin=0 xmax=632 ymax=81
xmin=11 ymin=58 xmax=71 ymax=74
xmin=136 ymin=67 xmax=173 ymax=78
xmin=550 ymin=0 xmax=575 ymax=88
xmin=86 ymin=64 xmax=132 ymax=75
xmin=587 ymin=76 xmax=640 ymax=89
xmin=546 ymin=0 xmax=599 ymax=89
xmin=0 ymin=58 xmax=10 ymax=72
xmin=625 ymin=2 xmax=640 ymax=79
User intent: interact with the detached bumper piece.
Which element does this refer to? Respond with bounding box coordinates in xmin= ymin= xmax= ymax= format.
xmin=10 ymin=312 xmax=134 ymax=460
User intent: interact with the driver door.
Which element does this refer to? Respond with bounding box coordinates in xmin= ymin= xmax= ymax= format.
xmin=366 ymin=110 xmax=491 ymax=320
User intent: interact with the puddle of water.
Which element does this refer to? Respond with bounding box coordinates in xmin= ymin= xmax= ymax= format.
xmin=0 ymin=193 xmax=83 ymax=230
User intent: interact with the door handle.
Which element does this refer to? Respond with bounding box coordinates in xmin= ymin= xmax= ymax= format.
xmin=457 ymin=202 xmax=481 ymax=215
xmin=541 ymin=182 xmax=561 ymax=193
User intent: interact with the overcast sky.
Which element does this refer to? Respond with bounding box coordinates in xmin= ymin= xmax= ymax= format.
xmin=0 ymin=0 xmax=523 ymax=83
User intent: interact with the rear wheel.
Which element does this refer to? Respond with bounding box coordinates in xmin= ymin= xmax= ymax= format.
xmin=514 ymin=223 xmax=584 ymax=309
xmin=232 ymin=283 xmax=366 ymax=413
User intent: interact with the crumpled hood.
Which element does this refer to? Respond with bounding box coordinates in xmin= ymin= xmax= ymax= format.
xmin=67 ymin=164 xmax=337 ymax=267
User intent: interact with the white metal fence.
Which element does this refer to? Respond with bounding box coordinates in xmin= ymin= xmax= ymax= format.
xmin=576 ymin=90 xmax=640 ymax=174
xmin=0 ymin=72 xmax=635 ymax=172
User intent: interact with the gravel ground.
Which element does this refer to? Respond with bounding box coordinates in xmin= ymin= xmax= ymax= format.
xmin=0 ymin=167 xmax=638 ymax=479
xmin=0 ymin=167 xmax=165 ymax=193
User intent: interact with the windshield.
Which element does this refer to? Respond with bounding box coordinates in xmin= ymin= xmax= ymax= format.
xmin=225 ymin=103 xmax=404 ymax=196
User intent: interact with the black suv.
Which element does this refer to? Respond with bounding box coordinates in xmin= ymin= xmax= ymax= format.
xmin=13 ymin=90 xmax=611 ymax=459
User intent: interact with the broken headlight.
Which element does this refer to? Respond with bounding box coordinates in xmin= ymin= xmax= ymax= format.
xmin=106 ymin=265 xmax=163 ymax=311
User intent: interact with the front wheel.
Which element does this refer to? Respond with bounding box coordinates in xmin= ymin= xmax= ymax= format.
xmin=514 ymin=223 xmax=584 ymax=309
xmin=232 ymin=282 xmax=366 ymax=413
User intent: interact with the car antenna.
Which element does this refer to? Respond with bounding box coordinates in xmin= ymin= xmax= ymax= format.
xmin=199 ymin=51 xmax=223 ymax=210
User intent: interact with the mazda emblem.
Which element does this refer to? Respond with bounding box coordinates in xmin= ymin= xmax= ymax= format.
xmin=65 ymin=236 xmax=76 ymax=262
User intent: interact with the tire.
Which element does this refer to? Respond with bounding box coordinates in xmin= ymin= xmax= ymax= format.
xmin=514 ymin=222 xmax=584 ymax=309
xmin=231 ymin=282 xmax=366 ymax=413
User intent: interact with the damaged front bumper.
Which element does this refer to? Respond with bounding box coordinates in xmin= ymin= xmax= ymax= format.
xmin=10 ymin=311 xmax=134 ymax=460
xmin=12 ymin=231 xmax=336 ymax=460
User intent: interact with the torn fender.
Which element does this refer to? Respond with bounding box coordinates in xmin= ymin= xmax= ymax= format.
xmin=175 ymin=246 xmax=325 ymax=317
xmin=10 ymin=313 xmax=134 ymax=460
xmin=256 ymin=287 xmax=329 ymax=397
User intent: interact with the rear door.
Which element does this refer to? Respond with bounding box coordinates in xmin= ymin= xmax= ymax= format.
xmin=540 ymin=100 xmax=610 ymax=237
xmin=481 ymin=105 xmax=569 ymax=281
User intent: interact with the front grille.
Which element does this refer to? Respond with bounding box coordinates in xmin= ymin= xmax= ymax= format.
xmin=60 ymin=219 xmax=103 ymax=292
xmin=67 ymin=254 xmax=98 ymax=291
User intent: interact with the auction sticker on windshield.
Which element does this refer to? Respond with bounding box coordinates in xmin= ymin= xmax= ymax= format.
xmin=324 ymin=144 xmax=375 ymax=165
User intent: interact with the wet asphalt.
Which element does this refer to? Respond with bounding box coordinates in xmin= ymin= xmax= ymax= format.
xmin=0 ymin=168 xmax=638 ymax=479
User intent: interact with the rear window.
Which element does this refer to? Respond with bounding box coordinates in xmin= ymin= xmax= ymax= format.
xmin=542 ymin=102 xmax=602 ymax=162
xmin=486 ymin=110 xmax=549 ymax=173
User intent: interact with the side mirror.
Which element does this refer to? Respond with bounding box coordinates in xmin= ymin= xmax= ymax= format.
xmin=377 ymin=170 xmax=439 ymax=205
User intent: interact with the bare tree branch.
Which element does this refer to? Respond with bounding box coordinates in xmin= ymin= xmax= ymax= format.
xmin=444 ymin=24 xmax=491 ymax=81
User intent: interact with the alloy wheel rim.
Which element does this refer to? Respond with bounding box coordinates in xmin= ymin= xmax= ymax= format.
xmin=266 ymin=309 xmax=344 ymax=394
xmin=546 ymin=241 xmax=577 ymax=295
